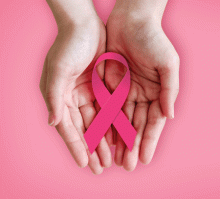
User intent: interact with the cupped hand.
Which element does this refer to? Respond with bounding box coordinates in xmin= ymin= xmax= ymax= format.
xmin=40 ymin=16 xmax=112 ymax=174
xmin=105 ymin=9 xmax=179 ymax=171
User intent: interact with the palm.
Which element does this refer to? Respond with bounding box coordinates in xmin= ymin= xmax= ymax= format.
xmin=105 ymin=13 xmax=179 ymax=171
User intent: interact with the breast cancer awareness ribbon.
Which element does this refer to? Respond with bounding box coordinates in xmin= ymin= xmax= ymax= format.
xmin=84 ymin=52 xmax=137 ymax=154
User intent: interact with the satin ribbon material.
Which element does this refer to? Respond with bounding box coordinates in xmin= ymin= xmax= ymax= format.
xmin=84 ymin=52 xmax=137 ymax=154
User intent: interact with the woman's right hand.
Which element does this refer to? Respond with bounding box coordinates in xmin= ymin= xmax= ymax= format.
xmin=40 ymin=0 xmax=112 ymax=174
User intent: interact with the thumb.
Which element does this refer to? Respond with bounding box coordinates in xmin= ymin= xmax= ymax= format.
xmin=45 ymin=67 xmax=68 ymax=126
xmin=157 ymin=57 xmax=179 ymax=119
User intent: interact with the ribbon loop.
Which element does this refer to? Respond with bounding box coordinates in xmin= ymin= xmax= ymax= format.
xmin=84 ymin=52 xmax=137 ymax=153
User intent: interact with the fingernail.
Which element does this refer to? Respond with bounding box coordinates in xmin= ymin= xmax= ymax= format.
xmin=171 ymin=112 xmax=174 ymax=119
xmin=48 ymin=120 xmax=54 ymax=126
xmin=48 ymin=113 xmax=54 ymax=126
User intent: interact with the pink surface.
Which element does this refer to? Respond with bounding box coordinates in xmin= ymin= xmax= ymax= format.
xmin=84 ymin=53 xmax=136 ymax=153
xmin=0 ymin=0 xmax=220 ymax=198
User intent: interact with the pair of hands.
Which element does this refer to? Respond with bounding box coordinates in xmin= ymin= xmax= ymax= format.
xmin=40 ymin=0 xmax=179 ymax=174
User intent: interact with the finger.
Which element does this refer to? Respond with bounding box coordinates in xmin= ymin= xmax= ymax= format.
xmin=87 ymin=151 xmax=103 ymax=175
xmin=139 ymin=100 xmax=166 ymax=165
xmin=56 ymin=105 xmax=88 ymax=168
xmin=123 ymin=102 xmax=148 ymax=171
xmin=105 ymin=127 xmax=114 ymax=147
xmin=45 ymin=65 xmax=69 ymax=126
xmin=114 ymin=101 xmax=135 ymax=167
xmin=69 ymin=106 xmax=103 ymax=175
xmin=96 ymin=137 xmax=112 ymax=168
xmin=157 ymin=56 xmax=179 ymax=119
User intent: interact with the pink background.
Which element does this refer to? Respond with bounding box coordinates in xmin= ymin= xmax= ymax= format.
xmin=1 ymin=0 xmax=220 ymax=198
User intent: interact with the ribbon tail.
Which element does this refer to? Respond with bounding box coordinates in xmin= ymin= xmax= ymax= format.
xmin=113 ymin=111 xmax=137 ymax=151
xmin=84 ymin=123 xmax=106 ymax=154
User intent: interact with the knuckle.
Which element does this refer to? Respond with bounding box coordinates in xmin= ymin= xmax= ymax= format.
xmin=143 ymin=134 xmax=157 ymax=146
xmin=148 ymin=115 xmax=164 ymax=126
xmin=148 ymin=116 xmax=158 ymax=126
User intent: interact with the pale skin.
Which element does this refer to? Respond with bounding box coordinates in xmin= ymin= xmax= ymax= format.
xmin=40 ymin=0 xmax=179 ymax=174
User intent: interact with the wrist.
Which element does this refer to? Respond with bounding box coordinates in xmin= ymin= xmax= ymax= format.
xmin=57 ymin=14 xmax=100 ymax=35
xmin=47 ymin=0 xmax=99 ymax=29
xmin=113 ymin=0 xmax=167 ymax=24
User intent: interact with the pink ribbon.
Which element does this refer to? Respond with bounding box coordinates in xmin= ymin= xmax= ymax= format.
xmin=84 ymin=52 xmax=137 ymax=154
